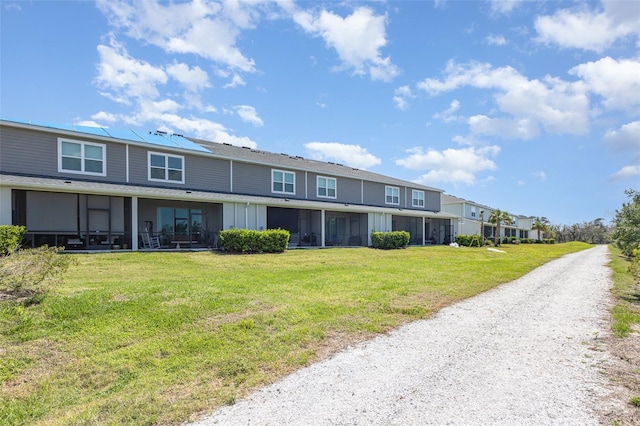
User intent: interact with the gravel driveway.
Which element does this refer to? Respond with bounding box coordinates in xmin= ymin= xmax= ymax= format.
xmin=192 ymin=245 xmax=612 ymax=425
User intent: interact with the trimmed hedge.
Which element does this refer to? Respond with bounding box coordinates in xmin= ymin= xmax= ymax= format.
xmin=218 ymin=229 xmax=290 ymax=254
xmin=371 ymin=231 xmax=410 ymax=249
xmin=0 ymin=225 xmax=26 ymax=256
xmin=455 ymin=234 xmax=482 ymax=247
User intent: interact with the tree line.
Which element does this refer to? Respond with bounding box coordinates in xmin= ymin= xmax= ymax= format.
xmin=531 ymin=189 xmax=639 ymax=256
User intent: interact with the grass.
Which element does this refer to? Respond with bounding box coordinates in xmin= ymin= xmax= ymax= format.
xmin=608 ymin=246 xmax=640 ymax=337
xmin=0 ymin=242 xmax=590 ymax=425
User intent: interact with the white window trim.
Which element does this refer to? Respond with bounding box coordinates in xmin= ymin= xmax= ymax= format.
xmin=317 ymin=176 xmax=337 ymax=199
xmin=412 ymin=190 xmax=425 ymax=208
xmin=58 ymin=138 xmax=106 ymax=176
xmin=385 ymin=185 xmax=400 ymax=205
xmin=148 ymin=151 xmax=185 ymax=184
xmin=271 ymin=169 xmax=296 ymax=195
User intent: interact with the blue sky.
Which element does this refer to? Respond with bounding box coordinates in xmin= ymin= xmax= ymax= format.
xmin=1 ymin=0 xmax=639 ymax=225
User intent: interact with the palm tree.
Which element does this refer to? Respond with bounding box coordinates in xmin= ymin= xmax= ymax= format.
xmin=488 ymin=209 xmax=513 ymax=246
xmin=532 ymin=216 xmax=550 ymax=242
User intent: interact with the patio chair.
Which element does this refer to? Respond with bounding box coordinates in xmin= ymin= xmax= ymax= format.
xmin=141 ymin=229 xmax=161 ymax=249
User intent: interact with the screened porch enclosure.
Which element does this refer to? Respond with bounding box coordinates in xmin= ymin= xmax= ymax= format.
xmin=266 ymin=207 xmax=368 ymax=247
xmin=138 ymin=199 xmax=222 ymax=249
xmin=426 ymin=218 xmax=453 ymax=245
xmin=392 ymin=216 xmax=424 ymax=245
xmin=13 ymin=189 xmax=131 ymax=250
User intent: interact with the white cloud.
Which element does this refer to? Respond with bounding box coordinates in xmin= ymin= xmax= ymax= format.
xmin=91 ymin=111 xmax=117 ymax=122
xmin=165 ymin=62 xmax=210 ymax=92
xmin=395 ymin=145 xmax=500 ymax=185
xmin=234 ymin=105 xmax=264 ymax=127
xmin=293 ymin=6 xmax=399 ymax=81
xmin=95 ymin=39 xmax=168 ymax=103
xmin=304 ymin=142 xmax=381 ymax=169
xmin=604 ymin=121 xmax=640 ymax=152
xmin=418 ymin=61 xmax=590 ymax=139
xmin=610 ymin=165 xmax=640 ymax=180
xmin=223 ymin=74 xmax=246 ymax=89
xmin=75 ymin=120 xmax=103 ymax=128
xmin=569 ymin=57 xmax=640 ymax=111
xmin=484 ymin=34 xmax=507 ymax=46
xmin=393 ymin=85 xmax=414 ymax=110
xmin=532 ymin=171 xmax=547 ymax=182
xmin=96 ymin=0 xmax=259 ymax=72
xmin=433 ymin=99 xmax=461 ymax=123
xmin=468 ymin=115 xmax=540 ymax=139
xmin=534 ymin=2 xmax=640 ymax=52
xmin=488 ymin=0 xmax=523 ymax=15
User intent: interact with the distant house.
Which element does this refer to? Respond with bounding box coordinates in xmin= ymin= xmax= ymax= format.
xmin=0 ymin=119 xmax=457 ymax=250
xmin=441 ymin=194 xmax=532 ymax=242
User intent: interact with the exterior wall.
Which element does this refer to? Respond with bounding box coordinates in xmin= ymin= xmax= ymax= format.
xmin=222 ymin=202 xmax=267 ymax=230
xmin=0 ymin=187 xmax=11 ymax=225
xmin=0 ymin=127 xmax=56 ymax=175
xmin=307 ymin=173 xmax=362 ymax=204
xmin=368 ymin=212 xmax=393 ymax=236
xmin=232 ymin=162 xmax=307 ymax=199
xmin=424 ymin=190 xmax=441 ymax=211
xmin=128 ymin=146 xmax=230 ymax=191
xmin=0 ymin=126 xmax=127 ymax=183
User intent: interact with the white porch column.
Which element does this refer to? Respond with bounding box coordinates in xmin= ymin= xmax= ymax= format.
xmin=321 ymin=209 xmax=326 ymax=248
xmin=422 ymin=217 xmax=426 ymax=246
xmin=0 ymin=187 xmax=11 ymax=225
xmin=131 ymin=196 xmax=139 ymax=251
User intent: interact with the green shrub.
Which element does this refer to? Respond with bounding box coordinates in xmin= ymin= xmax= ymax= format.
xmin=371 ymin=231 xmax=410 ymax=249
xmin=455 ymin=234 xmax=482 ymax=247
xmin=543 ymin=238 xmax=556 ymax=244
xmin=0 ymin=225 xmax=26 ymax=256
xmin=502 ymin=237 xmax=521 ymax=244
xmin=218 ymin=229 xmax=290 ymax=254
xmin=0 ymin=245 xmax=71 ymax=295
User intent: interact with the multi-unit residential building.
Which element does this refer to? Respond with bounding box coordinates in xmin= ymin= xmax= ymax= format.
xmin=0 ymin=119 xmax=459 ymax=251
xmin=441 ymin=194 xmax=532 ymax=242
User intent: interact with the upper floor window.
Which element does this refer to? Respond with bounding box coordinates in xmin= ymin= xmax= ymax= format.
xmin=149 ymin=152 xmax=184 ymax=183
xmin=58 ymin=138 xmax=106 ymax=176
xmin=412 ymin=190 xmax=425 ymax=207
xmin=317 ymin=176 xmax=337 ymax=198
xmin=385 ymin=186 xmax=399 ymax=205
xmin=471 ymin=206 xmax=477 ymax=217
xmin=272 ymin=169 xmax=295 ymax=194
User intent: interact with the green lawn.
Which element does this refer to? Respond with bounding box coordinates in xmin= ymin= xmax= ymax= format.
xmin=1 ymin=243 xmax=590 ymax=425
xmin=608 ymin=246 xmax=640 ymax=337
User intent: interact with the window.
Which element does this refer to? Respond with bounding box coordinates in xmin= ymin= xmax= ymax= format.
xmin=272 ymin=169 xmax=295 ymax=194
xmin=58 ymin=138 xmax=106 ymax=176
xmin=385 ymin=186 xmax=399 ymax=205
xmin=471 ymin=206 xmax=476 ymax=217
xmin=317 ymin=176 xmax=337 ymax=198
xmin=412 ymin=190 xmax=425 ymax=207
xmin=157 ymin=207 xmax=203 ymax=242
xmin=148 ymin=152 xmax=184 ymax=183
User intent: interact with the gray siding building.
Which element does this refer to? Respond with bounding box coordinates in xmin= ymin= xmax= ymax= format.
xmin=0 ymin=119 xmax=457 ymax=250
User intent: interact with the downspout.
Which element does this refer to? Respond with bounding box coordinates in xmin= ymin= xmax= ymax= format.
xmin=321 ymin=209 xmax=326 ymax=248
xmin=131 ymin=196 xmax=139 ymax=251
